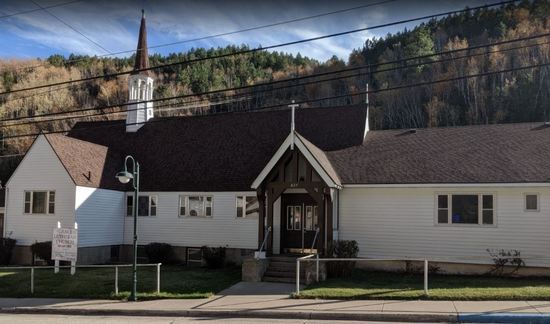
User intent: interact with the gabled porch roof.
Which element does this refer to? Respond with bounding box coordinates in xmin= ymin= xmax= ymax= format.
xmin=251 ymin=131 xmax=342 ymax=190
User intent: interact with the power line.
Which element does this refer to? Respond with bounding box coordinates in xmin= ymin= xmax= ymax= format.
xmin=0 ymin=0 xmax=82 ymax=19
xmin=2 ymin=33 xmax=548 ymax=125
xmin=15 ymin=0 xmax=398 ymax=72
xmin=1 ymin=59 xmax=548 ymax=141
xmin=6 ymin=38 xmax=550 ymax=128
xmin=0 ymin=0 xmax=519 ymax=97
xmin=29 ymin=0 xmax=110 ymax=54
xmin=4 ymin=30 xmax=548 ymax=107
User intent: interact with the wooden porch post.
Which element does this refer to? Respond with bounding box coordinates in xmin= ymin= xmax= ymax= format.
xmin=257 ymin=188 xmax=265 ymax=250
xmin=326 ymin=193 xmax=333 ymax=251
xmin=318 ymin=194 xmax=325 ymax=255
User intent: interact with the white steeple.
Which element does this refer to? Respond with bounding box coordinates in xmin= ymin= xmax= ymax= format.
xmin=126 ymin=10 xmax=154 ymax=133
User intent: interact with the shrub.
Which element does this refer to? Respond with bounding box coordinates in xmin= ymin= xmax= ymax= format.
xmin=326 ymin=240 xmax=359 ymax=278
xmin=201 ymin=246 xmax=226 ymax=269
xmin=144 ymin=243 xmax=174 ymax=264
xmin=487 ymin=249 xmax=525 ymax=276
xmin=31 ymin=241 xmax=53 ymax=265
xmin=0 ymin=238 xmax=16 ymax=265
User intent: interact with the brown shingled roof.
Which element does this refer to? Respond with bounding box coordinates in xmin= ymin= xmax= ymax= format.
xmin=44 ymin=134 xmax=124 ymax=190
xmin=327 ymin=122 xmax=550 ymax=184
xmin=295 ymin=132 xmax=341 ymax=186
xmin=67 ymin=106 xmax=367 ymax=191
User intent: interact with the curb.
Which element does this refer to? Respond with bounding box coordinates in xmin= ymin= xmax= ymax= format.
xmin=0 ymin=307 xmax=459 ymax=322
xmin=459 ymin=313 xmax=550 ymax=324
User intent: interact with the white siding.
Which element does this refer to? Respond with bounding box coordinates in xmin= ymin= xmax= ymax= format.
xmin=75 ymin=186 xmax=125 ymax=247
xmin=123 ymin=192 xmax=258 ymax=249
xmin=339 ymin=186 xmax=550 ymax=267
xmin=5 ymin=136 xmax=76 ymax=245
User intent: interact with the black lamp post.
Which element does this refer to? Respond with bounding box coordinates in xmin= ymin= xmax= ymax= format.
xmin=116 ymin=155 xmax=140 ymax=302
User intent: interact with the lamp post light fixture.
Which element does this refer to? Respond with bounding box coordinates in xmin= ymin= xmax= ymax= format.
xmin=116 ymin=155 xmax=140 ymax=302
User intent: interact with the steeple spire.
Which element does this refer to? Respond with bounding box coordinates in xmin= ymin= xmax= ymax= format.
xmin=132 ymin=9 xmax=149 ymax=73
xmin=126 ymin=10 xmax=154 ymax=132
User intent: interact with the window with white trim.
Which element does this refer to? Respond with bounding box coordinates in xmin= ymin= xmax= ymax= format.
xmin=179 ymin=195 xmax=212 ymax=217
xmin=24 ymin=191 xmax=55 ymax=214
xmin=236 ymin=196 xmax=259 ymax=218
xmin=436 ymin=194 xmax=495 ymax=225
xmin=525 ymin=193 xmax=539 ymax=211
xmin=126 ymin=194 xmax=157 ymax=217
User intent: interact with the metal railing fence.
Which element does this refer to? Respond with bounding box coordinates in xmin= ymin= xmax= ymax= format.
xmin=0 ymin=263 xmax=161 ymax=295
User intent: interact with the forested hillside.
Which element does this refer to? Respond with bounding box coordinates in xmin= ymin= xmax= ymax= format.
xmin=1 ymin=0 xmax=549 ymax=155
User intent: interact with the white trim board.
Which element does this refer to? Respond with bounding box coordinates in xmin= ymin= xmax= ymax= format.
xmin=251 ymin=131 xmax=341 ymax=189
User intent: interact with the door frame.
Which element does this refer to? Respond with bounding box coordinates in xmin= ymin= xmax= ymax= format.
xmin=280 ymin=194 xmax=318 ymax=253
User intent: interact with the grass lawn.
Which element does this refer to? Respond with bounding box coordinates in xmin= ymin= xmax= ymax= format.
xmin=0 ymin=265 xmax=240 ymax=300
xmin=297 ymin=269 xmax=550 ymax=300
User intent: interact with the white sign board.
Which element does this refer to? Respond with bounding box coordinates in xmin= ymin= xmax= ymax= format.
xmin=52 ymin=228 xmax=78 ymax=262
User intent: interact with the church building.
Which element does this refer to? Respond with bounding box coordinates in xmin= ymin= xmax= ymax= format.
xmin=5 ymin=12 xmax=550 ymax=277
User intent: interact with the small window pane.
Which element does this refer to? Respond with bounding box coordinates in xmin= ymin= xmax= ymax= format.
xmin=236 ymin=196 xmax=244 ymax=218
xmin=287 ymin=206 xmax=294 ymax=230
xmin=483 ymin=210 xmax=494 ymax=224
xmin=150 ymin=196 xmax=157 ymax=216
xmin=451 ymin=195 xmax=478 ymax=224
xmin=127 ymin=196 xmax=133 ymax=216
xmin=179 ymin=196 xmax=185 ymax=216
xmin=526 ymin=195 xmax=538 ymax=211
xmin=48 ymin=192 xmax=55 ymax=214
xmin=438 ymin=195 xmax=448 ymax=209
xmin=205 ymin=197 xmax=212 ymax=216
xmin=438 ymin=209 xmax=448 ymax=223
xmin=483 ymin=195 xmax=493 ymax=209
xmin=32 ymin=192 xmax=47 ymax=214
xmin=24 ymin=192 xmax=31 ymax=213
xmin=138 ymin=196 xmax=149 ymax=216
xmin=294 ymin=206 xmax=302 ymax=230
xmin=188 ymin=196 xmax=203 ymax=217
xmin=305 ymin=206 xmax=313 ymax=230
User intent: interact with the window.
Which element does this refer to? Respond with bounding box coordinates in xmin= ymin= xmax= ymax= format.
xmin=24 ymin=191 xmax=55 ymax=214
xmin=525 ymin=194 xmax=539 ymax=212
xmin=126 ymin=195 xmax=157 ymax=217
xmin=436 ymin=194 xmax=495 ymax=225
xmin=236 ymin=196 xmax=259 ymax=218
xmin=286 ymin=205 xmax=302 ymax=230
xmin=179 ymin=196 xmax=213 ymax=217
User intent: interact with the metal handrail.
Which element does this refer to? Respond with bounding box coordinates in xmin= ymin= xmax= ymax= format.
xmin=257 ymin=226 xmax=272 ymax=259
xmin=311 ymin=227 xmax=320 ymax=252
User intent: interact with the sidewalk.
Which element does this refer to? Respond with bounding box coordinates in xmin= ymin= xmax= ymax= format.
xmin=1 ymin=282 xmax=550 ymax=323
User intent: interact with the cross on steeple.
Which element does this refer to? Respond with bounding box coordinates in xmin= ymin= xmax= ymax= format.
xmin=289 ymin=100 xmax=299 ymax=150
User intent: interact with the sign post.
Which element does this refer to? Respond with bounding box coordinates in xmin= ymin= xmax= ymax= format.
xmin=52 ymin=222 xmax=78 ymax=275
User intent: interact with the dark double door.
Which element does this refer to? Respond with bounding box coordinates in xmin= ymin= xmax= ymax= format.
xmin=281 ymin=194 xmax=319 ymax=253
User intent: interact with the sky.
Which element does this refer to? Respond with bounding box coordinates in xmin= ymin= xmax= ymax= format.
xmin=0 ymin=0 xmax=498 ymax=62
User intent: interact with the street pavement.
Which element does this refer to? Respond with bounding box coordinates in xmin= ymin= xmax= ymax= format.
xmin=1 ymin=282 xmax=550 ymax=323
xmin=0 ymin=314 xmax=438 ymax=324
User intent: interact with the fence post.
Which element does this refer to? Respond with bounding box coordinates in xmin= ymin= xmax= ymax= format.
xmin=316 ymin=254 xmax=319 ymax=282
xmin=424 ymin=259 xmax=428 ymax=296
xmin=30 ymin=267 xmax=34 ymax=295
xmin=115 ymin=266 xmax=119 ymax=295
xmin=296 ymin=259 xmax=300 ymax=295
xmin=156 ymin=263 xmax=161 ymax=294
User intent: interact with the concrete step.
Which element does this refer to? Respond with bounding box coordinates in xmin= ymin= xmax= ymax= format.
xmin=263 ymin=276 xmax=297 ymax=283
xmin=264 ymin=270 xmax=300 ymax=278
xmin=269 ymin=261 xmax=296 ymax=269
